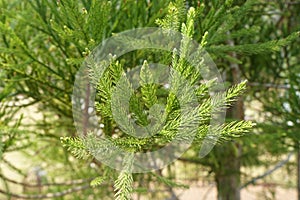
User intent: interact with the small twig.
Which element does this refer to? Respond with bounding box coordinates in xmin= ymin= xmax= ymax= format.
xmin=0 ymin=174 xmax=92 ymax=187
xmin=0 ymin=184 xmax=91 ymax=199
xmin=248 ymin=82 xmax=290 ymax=89
xmin=286 ymin=1 xmax=300 ymax=5
xmin=240 ymin=152 xmax=294 ymax=189
xmin=2 ymin=158 xmax=26 ymax=176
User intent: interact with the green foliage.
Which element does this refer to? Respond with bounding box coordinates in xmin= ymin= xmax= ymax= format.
xmin=60 ymin=136 xmax=90 ymax=159
xmin=1 ymin=0 xmax=298 ymax=199
xmin=114 ymin=154 xmax=134 ymax=200
xmin=114 ymin=171 xmax=133 ymax=200
xmin=140 ymin=60 xmax=158 ymax=109
xmin=55 ymin=3 xmax=255 ymax=199
xmin=237 ymin=0 xmax=300 ymax=165
xmin=0 ymin=0 xmax=172 ymax=199
xmin=95 ymin=56 xmax=124 ymax=119
xmin=90 ymin=176 xmax=106 ymax=188
xmin=209 ymin=31 xmax=300 ymax=55
xmin=155 ymin=0 xmax=186 ymax=31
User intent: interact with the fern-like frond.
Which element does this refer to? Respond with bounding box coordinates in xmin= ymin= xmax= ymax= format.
xmin=140 ymin=60 xmax=158 ymax=109
xmin=155 ymin=0 xmax=186 ymax=35
xmin=221 ymin=120 xmax=254 ymax=139
xmin=225 ymin=80 xmax=247 ymax=105
xmin=60 ymin=137 xmax=90 ymax=159
xmin=90 ymin=176 xmax=106 ymax=188
xmin=114 ymin=154 xmax=134 ymax=200
xmin=114 ymin=171 xmax=133 ymax=200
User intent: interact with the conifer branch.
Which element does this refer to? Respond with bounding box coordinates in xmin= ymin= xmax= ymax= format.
xmin=140 ymin=60 xmax=158 ymax=109
xmin=60 ymin=137 xmax=90 ymax=159
xmin=114 ymin=154 xmax=134 ymax=200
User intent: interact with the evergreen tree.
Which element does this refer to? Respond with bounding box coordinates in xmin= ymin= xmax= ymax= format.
xmin=63 ymin=2 xmax=253 ymax=199
xmin=0 ymin=0 xmax=298 ymax=199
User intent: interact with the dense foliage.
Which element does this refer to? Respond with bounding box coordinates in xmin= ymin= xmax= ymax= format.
xmin=0 ymin=0 xmax=299 ymax=200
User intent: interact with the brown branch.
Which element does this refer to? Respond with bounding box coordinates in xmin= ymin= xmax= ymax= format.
xmin=0 ymin=174 xmax=92 ymax=187
xmin=2 ymin=158 xmax=26 ymax=176
xmin=177 ymin=157 xmax=202 ymax=164
xmin=0 ymin=184 xmax=91 ymax=199
xmin=248 ymin=82 xmax=291 ymax=89
xmin=83 ymin=80 xmax=90 ymax=136
xmin=240 ymin=152 xmax=293 ymax=189
xmin=286 ymin=1 xmax=300 ymax=5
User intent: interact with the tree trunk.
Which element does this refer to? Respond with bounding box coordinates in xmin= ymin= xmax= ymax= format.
xmin=215 ymin=143 xmax=241 ymax=200
xmin=214 ymin=37 xmax=244 ymax=200
xmin=297 ymin=144 xmax=300 ymax=200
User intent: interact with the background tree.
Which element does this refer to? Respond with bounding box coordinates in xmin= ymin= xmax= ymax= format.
xmin=243 ymin=1 xmax=300 ymax=198
xmin=179 ymin=1 xmax=299 ymax=199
